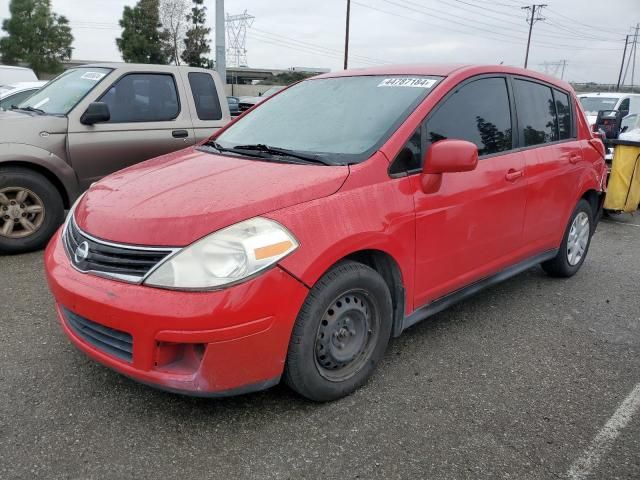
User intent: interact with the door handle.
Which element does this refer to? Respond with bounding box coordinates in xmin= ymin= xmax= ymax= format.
xmin=172 ymin=129 xmax=189 ymax=138
xmin=505 ymin=169 xmax=524 ymax=182
xmin=569 ymin=154 xmax=581 ymax=164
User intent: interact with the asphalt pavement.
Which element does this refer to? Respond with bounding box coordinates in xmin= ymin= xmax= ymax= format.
xmin=1 ymin=214 xmax=639 ymax=479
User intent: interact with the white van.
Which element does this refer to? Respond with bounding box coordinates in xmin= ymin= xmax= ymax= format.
xmin=578 ymin=92 xmax=640 ymax=125
xmin=0 ymin=65 xmax=38 ymax=86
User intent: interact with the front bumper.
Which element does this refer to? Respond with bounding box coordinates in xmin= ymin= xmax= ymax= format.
xmin=45 ymin=230 xmax=309 ymax=396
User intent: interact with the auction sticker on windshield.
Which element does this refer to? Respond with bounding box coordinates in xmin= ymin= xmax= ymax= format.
xmin=81 ymin=72 xmax=106 ymax=81
xmin=378 ymin=78 xmax=437 ymax=88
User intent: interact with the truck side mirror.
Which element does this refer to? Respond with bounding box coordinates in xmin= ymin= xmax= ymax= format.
xmin=595 ymin=109 xmax=623 ymax=139
xmin=81 ymin=102 xmax=111 ymax=125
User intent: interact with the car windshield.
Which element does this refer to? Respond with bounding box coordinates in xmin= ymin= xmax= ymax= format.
xmin=215 ymin=75 xmax=441 ymax=163
xmin=579 ymin=96 xmax=619 ymax=116
xmin=17 ymin=67 xmax=112 ymax=115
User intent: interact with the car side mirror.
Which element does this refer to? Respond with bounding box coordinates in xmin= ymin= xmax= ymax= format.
xmin=80 ymin=102 xmax=110 ymax=125
xmin=421 ymin=139 xmax=478 ymax=194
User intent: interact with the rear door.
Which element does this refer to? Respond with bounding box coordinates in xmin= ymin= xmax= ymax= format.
xmin=411 ymin=75 xmax=528 ymax=305
xmin=180 ymin=69 xmax=229 ymax=142
xmin=514 ymin=78 xmax=582 ymax=253
xmin=68 ymin=71 xmax=195 ymax=188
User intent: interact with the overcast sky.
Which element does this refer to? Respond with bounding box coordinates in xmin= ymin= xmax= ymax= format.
xmin=0 ymin=0 xmax=638 ymax=84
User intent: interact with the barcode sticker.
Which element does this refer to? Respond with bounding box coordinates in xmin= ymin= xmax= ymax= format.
xmin=378 ymin=78 xmax=437 ymax=88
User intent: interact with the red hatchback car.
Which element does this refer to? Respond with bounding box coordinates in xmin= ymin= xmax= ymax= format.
xmin=45 ymin=65 xmax=606 ymax=401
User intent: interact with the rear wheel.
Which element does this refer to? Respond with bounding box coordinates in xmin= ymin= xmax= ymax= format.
xmin=0 ymin=167 xmax=64 ymax=254
xmin=542 ymin=199 xmax=593 ymax=278
xmin=284 ymin=261 xmax=393 ymax=402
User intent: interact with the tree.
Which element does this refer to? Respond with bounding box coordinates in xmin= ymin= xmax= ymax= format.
xmin=259 ymin=71 xmax=315 ymax=86
xmin=181 ymin=0 xmax=211 ymax=68
xmin=0 ymin=0 xmax=73 ymax=77
xmin=116 ymin=0 xmax=170 ymax=64
xmin=160 ymin=0 xmax=189 ymax=65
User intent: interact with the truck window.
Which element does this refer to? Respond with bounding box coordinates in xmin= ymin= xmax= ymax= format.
xmin=100 ymin=73 xmax=180 ymax=123
xmin=188 ymin=72 xmax=222 ymax=121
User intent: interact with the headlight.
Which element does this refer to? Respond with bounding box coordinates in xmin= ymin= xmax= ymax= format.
xmin=144 ymin=217 xmax=299 ymax=290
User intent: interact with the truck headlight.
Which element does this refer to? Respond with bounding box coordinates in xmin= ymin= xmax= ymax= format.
xmin=144 ymin=217 xmax=298 ymax=290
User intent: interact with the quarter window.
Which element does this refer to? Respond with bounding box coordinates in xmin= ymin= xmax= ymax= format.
xmin=100 ymin=73 xmax=179 ymax=123
xmin=188 ymin=72 xmax=222 ymax=121
xmin=513 ymin=79 xmax=558 ymax=146
xmin=425 ymin=77 xmax=513 ymax=156
xmin=553 ymin=89 xmax=572 ymax=140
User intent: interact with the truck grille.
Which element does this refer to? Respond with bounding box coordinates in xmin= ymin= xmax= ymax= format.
xmin=63 ymin=216 xmax=176 ymax=284
xmin=62 ymin=307 xmax=133 ymax=363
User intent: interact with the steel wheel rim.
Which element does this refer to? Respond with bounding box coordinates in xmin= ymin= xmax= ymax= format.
xmin=0 ymin=187 xmax=46 ymax=239
xmin=567 ymin=211 xmax=589 ymax=266
xmin=314 ymin=290 xmax=379 ymax=382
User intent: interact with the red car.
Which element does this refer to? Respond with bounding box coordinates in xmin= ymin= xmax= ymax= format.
xmin=45 ymin=65 xmax=606 ymax=401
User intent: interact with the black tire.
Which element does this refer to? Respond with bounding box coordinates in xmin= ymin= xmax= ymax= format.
xmin=0 ymin=167 xmax=65 ymax=254
xmin=284 ymin=261 xmax=393 ymax=402
xmin=541 ymin=199 xmax=593 ymax=278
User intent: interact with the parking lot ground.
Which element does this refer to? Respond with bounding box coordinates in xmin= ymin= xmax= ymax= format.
xmin=1 ymin=214 xmax=639 ymax=480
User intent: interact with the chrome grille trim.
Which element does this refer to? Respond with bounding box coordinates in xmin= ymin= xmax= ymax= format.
xmin=62 ymin=215 xmax=179 ymax=284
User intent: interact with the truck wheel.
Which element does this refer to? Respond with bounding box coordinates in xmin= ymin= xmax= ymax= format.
xmin=0 ymin=167 xmax=65 ymax=254
xmin=542 ymin=199 xmax=593 ymax=278
xmin=284 ymin=261 xmax=393 ymax=402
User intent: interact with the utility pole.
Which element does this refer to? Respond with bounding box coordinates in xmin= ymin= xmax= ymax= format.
xmin=632 ymin=23 xmax=639 ymax=93
xmin=522 ymin=4 xmax=546 ymax=69
xmin=617 ymin=35 xmax=631 ymax=91
xmin=344 ymin=0 xmax=351 ymax=70
xmin=560 ymin=59 xmax=567 ymax=80
xmin=215 ymin=0 xmax=226 ymax=84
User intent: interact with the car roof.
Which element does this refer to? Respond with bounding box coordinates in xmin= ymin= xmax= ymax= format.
xmin=0 ymin=65 xmax=34 ymax=71
xmin=1 ymin=81 xmax=47 ymax=90
xmin=314 ymin=64 xmax=574 ymax=91
xmin=78 ymin=63 xmax=215 ymax=74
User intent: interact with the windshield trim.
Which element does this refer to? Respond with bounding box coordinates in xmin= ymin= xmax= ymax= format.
xmin=19 ymin=67 xmax=114 ymax=116
xmin=215 ymin=74 xmax=444 ymax=165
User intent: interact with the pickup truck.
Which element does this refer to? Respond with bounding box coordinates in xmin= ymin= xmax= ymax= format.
xmin=0 ymin=63 xmax=230 ymax=254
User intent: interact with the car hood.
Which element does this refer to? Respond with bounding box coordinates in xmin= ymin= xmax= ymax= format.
xmin=0 ymin=109 xmax=68 ymax=143
xmin=75 ymin=147 xmax=350 ymax=246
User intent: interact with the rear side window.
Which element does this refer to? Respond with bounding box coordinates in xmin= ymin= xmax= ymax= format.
xmin=188 ymin=72 xmax=222 ymax=121
xmin=513 ymin=79 xmax=558 ymax=146
xmin=425 ymin=77 xmax=513 ymax=156
xmin=553 ymin=89 xmax=572 ymax=140
xmin=100 ymin=73 xmax=180 ymax=123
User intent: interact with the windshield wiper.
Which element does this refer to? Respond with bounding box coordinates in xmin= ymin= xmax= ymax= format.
xmin=200 ymin=140 xmax=271 ymax=159
xmin=11 ymin=105 xmax=46 ymax=115
xmin=231 ymin=144 xmax=334 ymax=166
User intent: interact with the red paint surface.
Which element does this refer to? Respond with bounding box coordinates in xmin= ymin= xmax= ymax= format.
xmin=46 ymin=64 xmax=605 ymax=395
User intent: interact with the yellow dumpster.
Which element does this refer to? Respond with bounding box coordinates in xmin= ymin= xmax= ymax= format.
xmin=604 ymin=140 xmax=640 ymax=213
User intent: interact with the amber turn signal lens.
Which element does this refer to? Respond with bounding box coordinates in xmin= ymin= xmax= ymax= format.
xmin=254 ymin=240 xmax=294 ymax=260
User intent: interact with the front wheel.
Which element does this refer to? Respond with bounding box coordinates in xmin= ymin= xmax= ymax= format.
xmin=0 ymin=167 xmax=65 ymax=254
xmin=284 ymin=261 xmax=393 ymax=402
xmin=542 ymin=199 xmax=593 ymax=278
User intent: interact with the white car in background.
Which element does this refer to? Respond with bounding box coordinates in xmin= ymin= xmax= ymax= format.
xmin=0 ymin=65 xmax=38 ymax=85
xmin=0 ymin=81 xmax=48 ymax=110
xmin=238 ymin=85 xmax=286 ymax=113
xmin=578 ymin=92 xmax=640 ymax=125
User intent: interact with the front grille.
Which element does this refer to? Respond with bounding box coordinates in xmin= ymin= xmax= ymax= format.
xmin=62 ymin=307 xmax=133 ymax=363
xmin=63 ymin=217 xmax=176 ymax=283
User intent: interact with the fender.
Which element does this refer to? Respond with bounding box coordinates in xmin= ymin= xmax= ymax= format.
xmin=0 ymin=143 xmax=80 ymax=205
xmin=267 ymin=152 xmax=417 ymax=316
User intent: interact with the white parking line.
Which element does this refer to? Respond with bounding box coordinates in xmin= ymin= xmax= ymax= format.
xmin=567 ymin=383 xmax=640 ymax=480
xmin=602 ymin=219 xmax=640 ymax=228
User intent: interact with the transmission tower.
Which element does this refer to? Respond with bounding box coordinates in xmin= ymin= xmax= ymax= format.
xmin=226 ymin=10 xmax=255 ymax=68
xmin=540 ymin=60 xmax=568 ymax=79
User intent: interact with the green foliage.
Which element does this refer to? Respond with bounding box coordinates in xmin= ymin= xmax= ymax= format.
xmin=116 ymin=0 xmax=170 ymax=64
xmin=259 ymin=71 xmax=316 ymax=86
xmin=181 ymin=0 xmax=211 ymax=68
xmin=0 ymin=0 xmax=73 ymax=77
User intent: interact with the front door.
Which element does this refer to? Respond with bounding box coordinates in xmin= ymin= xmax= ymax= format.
xmin=68 ymin=72 xmax=196 ymax=189
xmin=411 ymin=76 xmax=528 ymax=306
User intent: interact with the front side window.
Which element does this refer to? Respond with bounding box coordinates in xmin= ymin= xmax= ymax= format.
xmin=214 ymin=75 xmax=442 ymax=164
xmin=100 ymin=73 xmax=179 ymax=123
xmin=425 ymin=77 xmax=513 ymax=156
xmin=19 ymin=67 xmax=111 ymax=115
xmin=553 ymin=89 xmax=572 ymax=140
xmin=513 ymin=79 xmax=558 ymax=147
xmin=618 ymin=98 xmax=630 ymax=114
xmin=188 ymin=72 xmax=222 ymax=121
